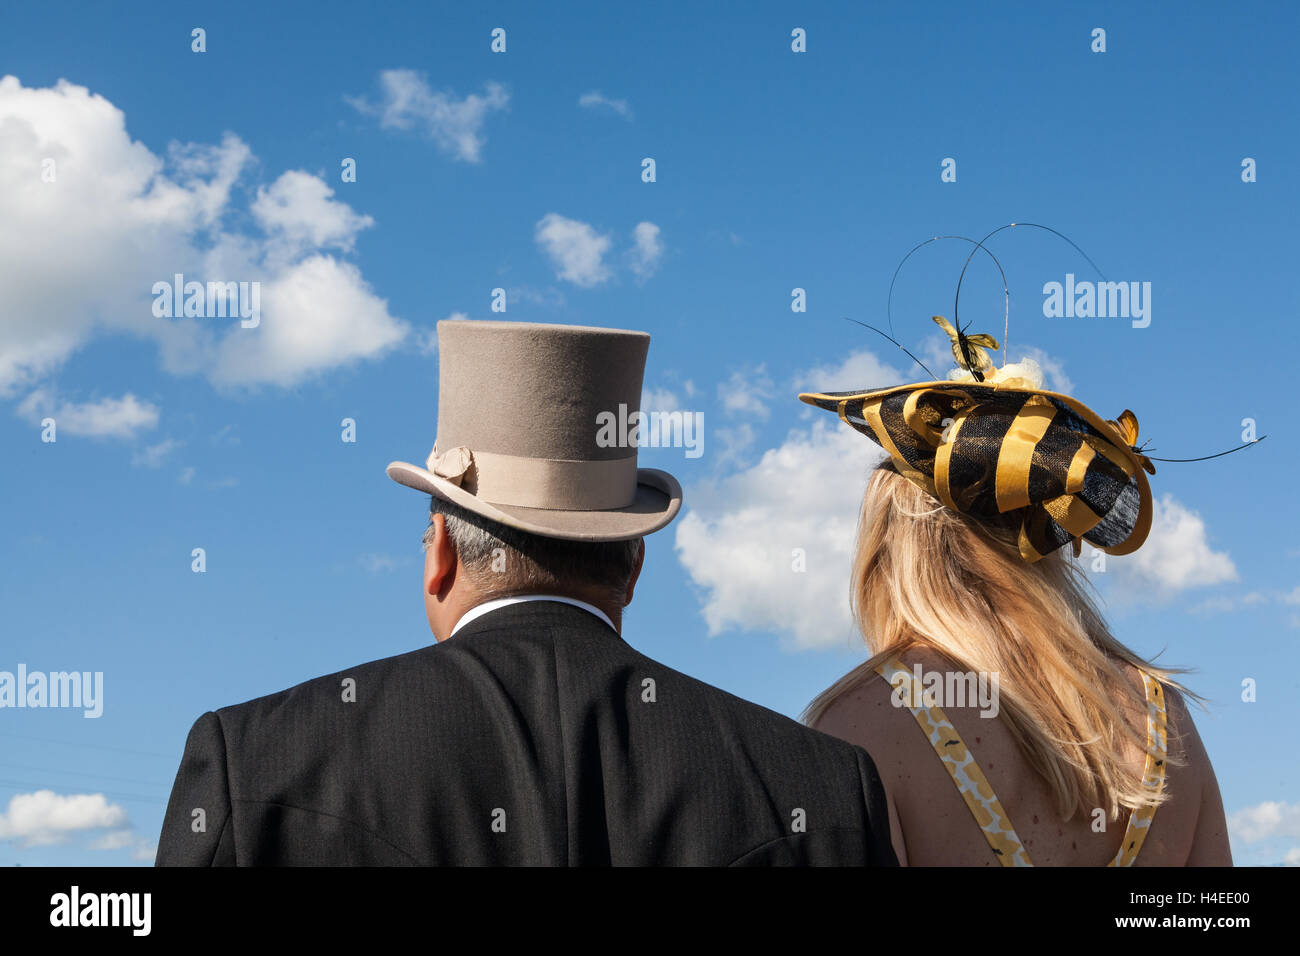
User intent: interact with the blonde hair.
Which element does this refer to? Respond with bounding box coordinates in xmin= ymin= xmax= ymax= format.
xmin=803 ymin=461 xmax=1196 ymax=821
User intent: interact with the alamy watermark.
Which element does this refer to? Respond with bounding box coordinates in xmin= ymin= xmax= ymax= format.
xmin=888 ymin=662 xmax=1000 ymax=718
xmin=152 ymin=273 xmax=260 ymax=328
xmin=50 ymin=886 xmax=150 ymax=936
xmin=1043 ymin=273 xmax=1151 ymax=328
xmin=595 ymin=403 xmax=704 ymax=459
xmin=0 ymin=665 xmax=103 ymax=718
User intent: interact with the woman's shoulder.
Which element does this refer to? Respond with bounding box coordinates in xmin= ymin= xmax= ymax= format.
xmin=810 ymin=659 xmax=902 ymax=736
xmin=1124 ymin=664 xmax=1201 ymax=766
xmin=810 ymin=658 xmax=917 ymax=757
xmin=809 ymin=646 xmax=980 ymax=773
xmin=1090 ymin=661 xmax=1228 ymax=864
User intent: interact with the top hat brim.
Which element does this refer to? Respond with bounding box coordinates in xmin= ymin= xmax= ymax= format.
xmin=386 ymin=460 xmax=682 ymax=542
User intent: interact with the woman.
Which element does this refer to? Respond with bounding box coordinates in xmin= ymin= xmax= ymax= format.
xmin=798 ymin=337 xmax=1232 ymax=866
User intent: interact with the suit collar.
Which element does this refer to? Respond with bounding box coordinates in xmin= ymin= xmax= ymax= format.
xmin=450 ymin=595 xmax=619 ymax=640
xmin=452 ymin=594 xmax=615 ymax=636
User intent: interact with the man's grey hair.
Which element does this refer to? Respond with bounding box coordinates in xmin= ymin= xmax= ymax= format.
xmin=422 ymin=495 xmax=643 ymax=606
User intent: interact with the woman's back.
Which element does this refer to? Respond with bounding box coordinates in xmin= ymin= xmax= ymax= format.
xmin=812 ymin=646 xmax=1231 ymax=866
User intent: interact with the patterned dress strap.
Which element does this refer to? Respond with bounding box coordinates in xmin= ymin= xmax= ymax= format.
xmin=875 ymin=657 xmax=1032 ymax=867
xmin=1108 ymin=671 xmax=1169 ymax=867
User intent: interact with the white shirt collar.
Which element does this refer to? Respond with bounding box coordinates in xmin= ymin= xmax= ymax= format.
xmin=450 ymin=594 xmax=616 ymax=637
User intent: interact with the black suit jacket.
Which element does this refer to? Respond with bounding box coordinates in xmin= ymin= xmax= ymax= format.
xmin=156 ymin=601 xmax=897 ymax=866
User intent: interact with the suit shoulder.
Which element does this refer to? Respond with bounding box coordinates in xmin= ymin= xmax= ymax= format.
xmin=624 ymin=648 xmax=873 ymax=767
xmin=210 ymin=643 xmax=439 ymax=731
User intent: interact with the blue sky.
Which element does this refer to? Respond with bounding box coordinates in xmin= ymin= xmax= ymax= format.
xmin=1 ymin=0 xmax=1296 ymax=865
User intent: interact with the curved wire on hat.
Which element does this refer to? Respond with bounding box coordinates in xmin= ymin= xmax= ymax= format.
xmin=884 ymin=223 xmax=1105 ymax=375
xmin=851 ymin=233 xmax=1008 ymax=381
xmin=884 ymin=233 xmax=1009 ymax=377
xmin=954 ymin=222 xmax=1108 ymax=368
xmin=853 ymin=224 xmax=1267 ymax=462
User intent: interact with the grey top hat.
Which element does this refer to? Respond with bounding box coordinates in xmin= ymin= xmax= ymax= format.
xmin=387 ymin=320 xmax=683 ymax=541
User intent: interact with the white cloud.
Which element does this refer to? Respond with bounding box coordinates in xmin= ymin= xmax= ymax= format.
xmin=90 ymin=828 xmax=155 ymax=860
xmin=712 ymin=423 xmax=758 ymax=472
xmin=533 ymin=216 xmax=662 ymax=288
xmin=1228 ymin=800 xmax=1300 ymax=843
xmin=628 ymin=222 xmax=663 ymax=280
xmin=1107 ymin=494 xmax=1237 ymax=597
xmin=641 ymin=386 xmax=681 ymax=414
xmin=797 ymin=349 xmax=903 ymax=395
xmin=1189 ymin=595 xmax=1236 ymax=614
xmin=131 ymin=437 xmax=181 ymax=468
xmin=0 ymin=75 xmax=406 ymax=397
xmin=534 ymin=213 xmax=613 ymax=288
xmin=89 ymin=828 xmax=135 ymax=850
xmin=17 ymin=388 xmax=158 ymax=439
xmin=178 ymin=465 xmax=196 ymax=485
xmin=578 ymin=90 xmax=632 ymax=119
xmin=210 ymin=424 xmax=239 ymax=445
xmin=1011 ymin=344 xmax=1074 ymax=393
xmin=1190 ymin=590 xmax=1278 ymax=615
xmin=1286 ymin=847 xmax=1300 ymax=866
xmin=209 ymin=255 xmax=404 ymax=387
xmin=251 ymin=170 xmax=374 ymax=254
xmin=718 ymin=365 xmax=774 ymax=421
xmin=348 ymin=70 xmax=508 ymax=163
xmin=675 ymin=349 xmax=900 ymax=646
xmin=918 ymin=332 xmax=956 ymax=378
xmin=360 ymin=552 xmax=400 ymax=574
xmin=0 ymin=790 xmax=127 ymax=848
xmin=505 ymin=285 xmax=567 ymax=309
xmin=675 ymin=418 xmax=885 ymax=649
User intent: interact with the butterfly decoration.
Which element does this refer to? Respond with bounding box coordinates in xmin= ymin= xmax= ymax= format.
xmin=1105 ymin=409 xmax=1157 ymax=475
xmin=932 ymin=315 xmax=999 ymax=382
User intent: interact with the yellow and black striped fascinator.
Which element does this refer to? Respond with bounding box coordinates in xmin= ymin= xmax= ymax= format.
xmin=799 ymin=359 xmax=1155 ymax=563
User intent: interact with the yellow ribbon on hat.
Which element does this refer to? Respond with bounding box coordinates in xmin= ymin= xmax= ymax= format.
xmin=861 ymin=385 xmax=1155 ymax=563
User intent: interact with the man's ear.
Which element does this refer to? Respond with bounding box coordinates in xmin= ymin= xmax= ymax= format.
xmin=424 ymin=513 xmax=457 ymax=599
xmin=623 ymin=538 xmax=646 ymax=607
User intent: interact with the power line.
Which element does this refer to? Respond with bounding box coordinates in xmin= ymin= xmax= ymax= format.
xmin=0 ymin=761 xmax=170 ymax=789
xmin=0 ymin=730 xmax=175 ymax=760
xmin=0 ymin=778 xmax=167 ymax=804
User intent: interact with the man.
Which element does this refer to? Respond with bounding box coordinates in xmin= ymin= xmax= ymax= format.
xmin=156 ymin=319 xmax=897 ymax=865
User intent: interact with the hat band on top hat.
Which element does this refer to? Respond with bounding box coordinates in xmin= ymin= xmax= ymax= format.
xmin=426 ymin=444 xmax=638 ymax=511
